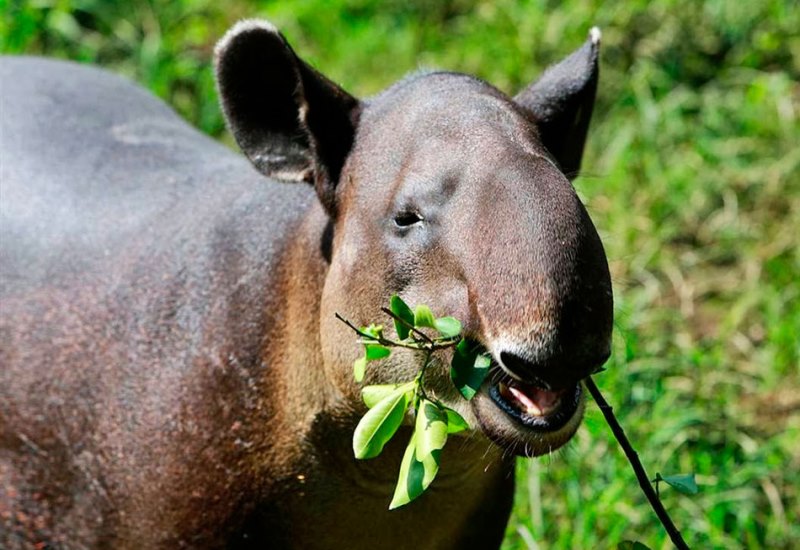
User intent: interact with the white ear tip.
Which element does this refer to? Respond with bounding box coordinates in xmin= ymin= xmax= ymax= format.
xmin=589 ymin=27 xmax=602 ymax=45
xmin=214 ymin=19 xmax=280 ymax=58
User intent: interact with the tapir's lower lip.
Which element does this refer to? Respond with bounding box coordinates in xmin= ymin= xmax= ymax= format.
xmin=488 ymin=372 xmax=581 ymax=432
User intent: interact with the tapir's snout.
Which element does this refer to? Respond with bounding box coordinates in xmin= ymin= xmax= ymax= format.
xmin=473 ymin=288 xmax=611 ymax=456
xmin=465 ymin=163 xmax=613 ymax=456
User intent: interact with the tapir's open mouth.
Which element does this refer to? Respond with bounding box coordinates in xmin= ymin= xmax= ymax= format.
xmin=488 ymin=371 xmax=581 ymax=431
xmin=471 ymin=364 xmax=585 ymax=457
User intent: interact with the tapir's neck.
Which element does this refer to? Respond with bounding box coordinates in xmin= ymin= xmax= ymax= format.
xmin=251 ymin=201 xmax=516 ymax=550
xmin=265 ymin=200 xmax=392 ymax=464
xmin=260 ymin=200 xmax=337 ymax=452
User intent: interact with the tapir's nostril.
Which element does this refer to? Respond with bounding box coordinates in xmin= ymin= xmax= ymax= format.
xmin=499 ymin=351 xmax=556 ymax=391
xmin=498 ymin=351 xmax=593 ymax=391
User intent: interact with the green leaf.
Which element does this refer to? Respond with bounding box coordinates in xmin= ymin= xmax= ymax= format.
xmin=362 ymin=382 xmax=415 ymax=408
xmin=352 ymin=389 xmax=410 ymax=459
xmin=443 ymin=407 xmax=470 ymax=434
xmin=353 ymin=357 xmax=367 ymax=383
xmin=365 ymin=344 xmax=391 ymax=361
xmin=419 ymin=448 xmax=441 ymax=490
xmin=413 ymin=304 xmax=436 ymax=329
xmin=450 ymin=339 xmax=491 ymax=400
xmin=414 ymin=400 xmax=446 ymax=495
xmin=389 ymin=433 xmax=426 ymax=510
xmin=389 ymin=295 xmax=414 ymax=340
xmin=661 ymin=473 xmax=699 ymax=495
xmin=415 ymin=400 xmax=448 ymax=459
xmin=617 ymin=542 xmax=651 ymax=550
xmin=433 ymin=316 xmax=462 ymax=338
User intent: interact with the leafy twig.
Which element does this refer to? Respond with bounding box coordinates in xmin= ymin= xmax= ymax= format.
xmin=337 ymin=296 xmax=490 ymax=509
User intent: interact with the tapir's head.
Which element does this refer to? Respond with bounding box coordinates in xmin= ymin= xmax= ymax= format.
xmin=215 ymin=21 xmax=612 ymax=457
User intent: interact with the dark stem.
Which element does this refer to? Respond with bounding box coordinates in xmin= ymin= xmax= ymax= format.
xmin=415 ymin=349 xmax=434 ymax=402
xmin=334 ymin=312 xmax=429 ymax=351
xmin=584 ymin=377 xmax=690 ymax=550
xmin=335 ymin=310 xmax=457 ymax=352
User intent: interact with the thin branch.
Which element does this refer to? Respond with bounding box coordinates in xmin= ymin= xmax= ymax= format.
xmin=414 ymin=349 xmax=434 ymax=402
xmin=335 ymin=312 xmax=429 ymax=351
xmin=355 ymin=338 xmax=428 ymax=351
xmin=584 ymin=377 xmax=690 ymax=550
xmin=337 ymin=308 xmax=459 ymax=352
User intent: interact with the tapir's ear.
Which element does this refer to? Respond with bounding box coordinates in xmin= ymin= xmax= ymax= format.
xmin=514 ymin=28 xmax=601 ymax=179
xmin=214 ymin=20 xmax=360 ymax=215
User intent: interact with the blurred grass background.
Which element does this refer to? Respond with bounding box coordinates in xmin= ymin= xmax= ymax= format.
xmin=2 ymin=0 xmax=798 ymax=548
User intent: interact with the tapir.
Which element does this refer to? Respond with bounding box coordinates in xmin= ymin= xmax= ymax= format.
xmin=0 ymin=20 xmax=613 ymax=549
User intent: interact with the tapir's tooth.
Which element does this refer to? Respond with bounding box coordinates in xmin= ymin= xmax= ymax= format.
xmin=526 ymin=404 xmax=545 ymax=416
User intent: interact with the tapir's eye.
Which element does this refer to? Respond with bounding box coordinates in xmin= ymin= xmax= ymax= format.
xmin=393 ymin=211 xmax=424 ymax=227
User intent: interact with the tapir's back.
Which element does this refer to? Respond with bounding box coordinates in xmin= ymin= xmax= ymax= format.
xmin=1 ymin=56 xmax=311 ymax=295
xmin=0 ymin=57 xmax=316 ymax=547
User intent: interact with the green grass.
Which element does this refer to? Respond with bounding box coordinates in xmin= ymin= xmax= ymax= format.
xmin=3 ymin=1 xmax=798 ymax=548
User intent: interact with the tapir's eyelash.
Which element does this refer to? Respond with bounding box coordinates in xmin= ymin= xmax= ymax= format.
xmin=393 ymin=211 xmax=424 ymax=227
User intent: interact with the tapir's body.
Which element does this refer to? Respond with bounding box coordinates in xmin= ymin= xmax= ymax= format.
xmin=0 ymin=57 xmax=512 ymax=548
xmin=2 ymin=21 xmax=613 ymax=549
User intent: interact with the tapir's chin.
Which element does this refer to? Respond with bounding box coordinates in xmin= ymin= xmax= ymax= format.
xmin=471 ymin=369 xmax=585 ymax=457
